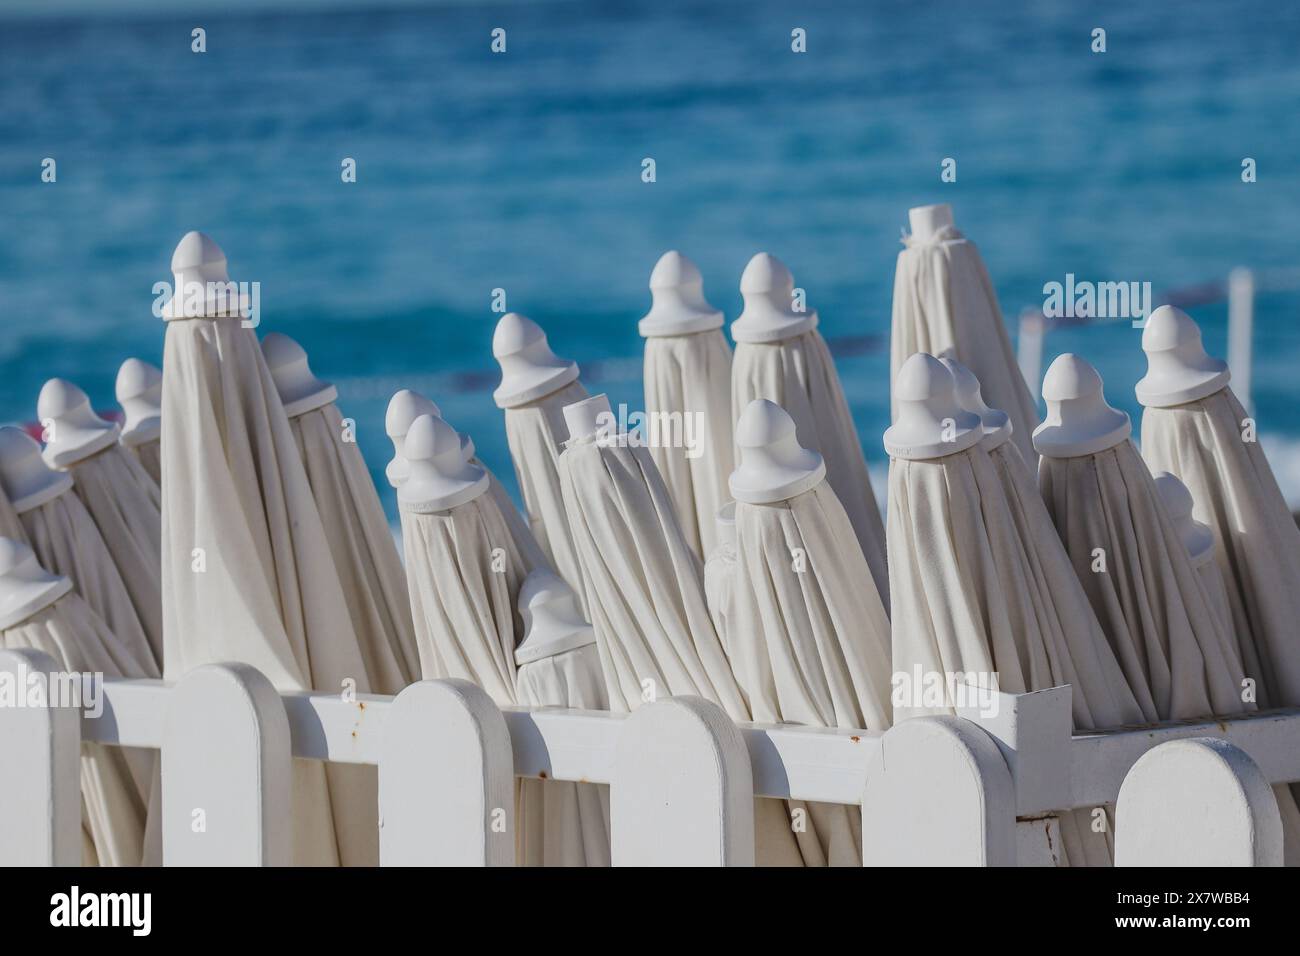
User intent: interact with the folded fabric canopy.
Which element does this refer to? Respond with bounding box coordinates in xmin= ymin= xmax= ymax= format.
xmin=158 ymin=231 xmax=377 ymax=867
xmin=730 ymin=253 xmax=889 ymax=605
xmin=399 ymin=412 xmax=603 ymax=866
xmin=0 ymin=427 xmax=159 ymax=677
xmin=0 ymin=473 xmax=27 ymax=544
xmin=702 ymin=501 xmax=737 ymax=658
xmin=1137 ymin=305 xmax=1300 ymax=711
xmin=1154 ymin=471 xmax=1236 ymax=641
xmin=0 ymin=536 xmax=159 ymax=866
xmin=39 ymin=377 xmax=164 ymax=668
xmin=557 ymin=392 xmax=806 ymax=865
xmin=639 ymin=251 xmax=734 ymax=559
xmin=115 ymin=358 xmax=163 ymax=485
xmin=492 ymin=312 xmax=590 ymax=607
xmin=729 ymin=398 xmax=893 ymax=866
xmin=262 ymin=332 xmax=418 ymax=695
xmin=890 ymin=203 xmax=1039 ymax=465
xmin=513 ymin=569 xmax=611 ymax=866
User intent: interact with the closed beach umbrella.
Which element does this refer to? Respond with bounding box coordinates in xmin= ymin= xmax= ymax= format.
xmin=514 ymin=568 xmax=611 ymax=866
xmin=398 ymin=413 xmax=562 ymax=864
xmin=891 ymin=203 xmax=1039 ymax=464
xmin=115 ymin=358 xmax=163 ymax=485
xmin=557 ymin=392 xmax=805 ymax=866
xmin=39 ymin=378 xmax=163 ymax=667
xmin=159 ymin=231 xmax=376 ymax=866
xmin=0 ymin=427 xmax=158 ymax=675
xmin=702 ymin=501 xmax=737 ymax=657
xmin=639 ymin=251 xmax=734 ymax=558
xmin=1034 ymin=353 xmax=1248 ymax=723
xmin=262 ymin=332 xmax=417 ymax=694
xmin=729 ymin=398 xmax=893 ymax=866
xmin=492 ymin=313 xmax=589 ymax=603
xmin=387 ymin=386 xmax=548 ymax=575
xmin=1137 ymin=304 xmax=1300 ymax=710
xmin=731 ymin=253 xmax=888 ymax=603
xmin=0 ymin=536 xmax=158 ymax=866
xmin=1153 ymin=471 xmax=1234 ymax=638
xmin=0 ymin=475 xmax=28 ymax=544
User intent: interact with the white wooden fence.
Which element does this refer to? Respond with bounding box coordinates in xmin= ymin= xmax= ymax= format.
xmin=2 ymin=648 xmax=1297 ymax=866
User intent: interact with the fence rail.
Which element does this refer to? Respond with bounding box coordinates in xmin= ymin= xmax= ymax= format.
xmin=2 ymin=648 xmax=1297 ymax=867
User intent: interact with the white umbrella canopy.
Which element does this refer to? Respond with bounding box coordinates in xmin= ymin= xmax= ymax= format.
xmin=941 ymin=355 xmax=1152 ymax=730
xmin=729 ymin=398 xmax=893 ymax=866
xmin=38 ymin=378 xmax=164 ymax=668
xmin=492 ymin=312 xmax=589 ymax=605
xmin=639 ymin=251 xmax=734 ymax=559
xmin=0 ymin=427 xmax=159 ymax=676
xmin=514 ymin=568 xmax=611 ymax=866
xmin=557 ymin=392 xmax=805 ymax=865
xmin=730 ymin=253 xmax=888 ymax=604
xmin=1137 ymin=304 xmax=1300 ymax=710
xmin=890 ymin=203 xmax=1039 ymax=464
xmin=115 ymin=358 xmax=163 ymax=485
xmin=387 ymin=385 xmax=549 ymax=576
xmin=0 ymin=475 xmax=27 ymax=544
xmin=398 ymin=413 xmax=564 ymax=865
xmin=158 ymin=231 xmax=377 ymax=866
xmin=1034 ymin=353 xmax=1249 ymax=723
xmin=702 ymin=501 xmax=737 ymax=657
xmin=262 ymin=332 xmax=417 ymax=695
xmin=0 ymin=536 xmax=159 ymax=866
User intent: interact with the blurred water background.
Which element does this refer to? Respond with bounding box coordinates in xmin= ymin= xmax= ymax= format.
xmin=2 ymin=0 xmax=1299 ymax=522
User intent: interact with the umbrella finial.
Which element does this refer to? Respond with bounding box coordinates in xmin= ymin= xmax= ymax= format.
xmin=731 ymin=252 xmax=818 ymax=344
xmin=729 ymin=399 xmax=825 ymax=503
xmin=384 ymin=389 xmax=443 ymax=488
xmin=0 ymin=426 xmax=73 ymax=514
xmin=492 ymin=312 xmax=581 ymax=409
xmin=940 ymin=355 xmax=1012 ymax=450
xmin=883 ymin=353 xmax=983 ymax=460
xmin=1033 ymin=354 xmax=1131 ymax=458
xmin=1153 ymin=471 xmax=1216 ymax=568
xmin=37 ymin=377 xmax=120 ymax=469
xmin=0 ymin=536 xmax=72 ymax=630
xmin=163 ymin=231 xmax=248 ymax=319
xmin=260 ymin=332 xmax=338 ymax=419
xmin=562 ymin=394 xmax=616 ymax=444
xmin=1135 ymin=305 xmax=1230 ymax=408
xmin=907 ymin=203 xmax=955 ymax=242
xmin=714 ymin=500 xmax=736 ymax=549
xmin=514 ymin=568 xmax=596 ymax=666
xmin=639 ymin=251 xmax=724 ymax=337
xmin=397 ymin=413 xmax=489 ymax=513
xmin=115 ymin=359 xmax=163 ymax=447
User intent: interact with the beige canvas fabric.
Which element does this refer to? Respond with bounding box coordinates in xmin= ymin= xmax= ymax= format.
xmin=890 ymin=217 xmax=1039 ymax=464
xmin=404 ymin=466 xmax=606 ymax=866
xmin=3 ymin=589 xmax=159 ymax=866
xmin=703 ymin=538 xmax=737 ymax=658
xmin=644 ymin=330 xmax=734 ymax=558
xmin=129 ymin=438 xmax=162 ymax=486
xmin=1141 ymin=388 xmax=1300 ymax=710
xmin=732 ymin=331 xmax=888 ymax=602
xmin=161 ymin=313 xmax=377 ymax=867
xmin=0 ymin=486 xmax=27 ymax=543
xmin=732 ymin=481 xmax=893 ymax=866
xmin=290 ymin=402 xmax=418 ymax=694
xmin=502 ymin=379 xmax=590 ymax=607
xmin=1037 ymin=441 xmax=1250 ymax=722
xmin=62 ymin=445 xmax=164 ymax=667
xmin=558 ymin=423 xmax=806 ymax=866
xmin=22 ymin=491 xmax=160 ymax=677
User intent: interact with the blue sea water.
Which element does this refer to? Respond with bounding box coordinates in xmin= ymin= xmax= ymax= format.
xmin=3 ymin=0 xmax=1300 ymax=518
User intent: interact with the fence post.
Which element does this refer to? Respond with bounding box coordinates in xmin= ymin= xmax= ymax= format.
xmin=612 ymin=696 xmax=754 ymax=866
xmin=162 ymin=663 xmax=291 ymax=866
xmin=0 ymin=648 xmax=81 ymax=865
xmin=1116 ymin=737 xmax=1281 ymax=866
xmin=862 ymin=715 xmax=1016 ymax=866
xmin=379 ymin=679 xmax=514 ymax=866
